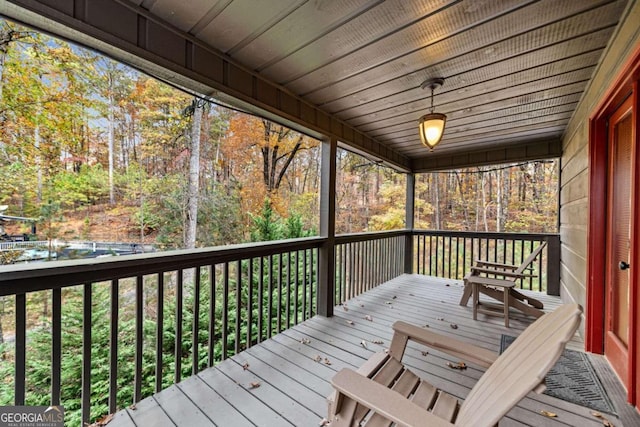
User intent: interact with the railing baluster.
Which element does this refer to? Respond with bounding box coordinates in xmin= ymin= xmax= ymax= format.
xmin=15 ymin=293 xmax=26 ymax=405
xmin=52 ymin=288 xmax=62 ymax=406
xmin=109 ymin=280 xmax=119 ymax=411
xmin=294 ymin=250 xmax=299 ymax=324
xmin=235 ymin=260 xmax=241 ymax=354
xmin=208 ymin=266 xmax=216 ymax=366
xmin=134 ymin=276 xmax=143 ymax=403
xmin=248 ymin=257 xmax=254 ymax=346
xmin=257 ymin=257 xmax=264 ymax=343
xmin=82 ymin=284 xmax=92 ymax=424
xmin=155 ymin=274 xmax=163 ymax=393
xmin=268 ymin=255 xmax=274 ymax=338
xmin=193 ymin=267 xmax=201 ymax=374
xmin=222 ymin=262 xmax=229 ymax=360
xmin=176 ymin=270 xmax=183 ymax=379
xmin=302 ymin=249 xmax=308 ymax=320
xmin=277 ymin=253 xmax=283 ymax=333
xmin=285 ymin=253 xmax=291 ymax=329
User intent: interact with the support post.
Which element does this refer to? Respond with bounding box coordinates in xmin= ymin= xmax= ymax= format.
xmin=546 ymin=235 xmax=560 ymax=296
xmin=318 ymin=137 xmax=337 ymax=317
xmin=404 ymin=173 xmax=415 ymax=274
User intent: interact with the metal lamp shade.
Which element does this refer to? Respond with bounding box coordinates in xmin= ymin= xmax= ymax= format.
xmin=418 ymin=112 xmax=447 ymax=150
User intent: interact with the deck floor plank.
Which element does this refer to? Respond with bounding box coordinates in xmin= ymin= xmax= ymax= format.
xmin=113 ymin=274 xmax=634 ymax=426
xmin=152 ymin=385 xmax=215 ymax=426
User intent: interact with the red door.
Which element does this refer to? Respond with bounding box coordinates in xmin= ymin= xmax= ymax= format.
xmin=605 ymin=96 xmax=633 ymax=388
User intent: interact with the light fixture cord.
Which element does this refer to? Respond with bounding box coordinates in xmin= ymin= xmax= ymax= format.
xmin=430 ymin=85 xmax=435 ymax=113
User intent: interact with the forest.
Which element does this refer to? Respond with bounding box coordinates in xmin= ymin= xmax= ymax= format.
xmin=0 ymin=18 xmax=559 ymax=425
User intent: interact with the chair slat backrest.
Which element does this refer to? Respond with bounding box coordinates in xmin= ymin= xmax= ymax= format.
xmin=455 ymin=303 xmax=582 ymax=427
xmin=513 ymin=242 xmax=547 ymax=275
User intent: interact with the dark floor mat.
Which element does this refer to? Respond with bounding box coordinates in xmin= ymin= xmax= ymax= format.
xmin=500 ymin=334 xmax=616 ymax=415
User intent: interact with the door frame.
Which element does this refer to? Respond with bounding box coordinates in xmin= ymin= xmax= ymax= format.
xmin=587 ymin=45 xmax=640 ymax=405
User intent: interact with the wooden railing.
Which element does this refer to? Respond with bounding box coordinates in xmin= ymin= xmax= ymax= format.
xmin=0 ymin=237 xmax=323 ymax=425
xmin=334 ymin=230 xmax=407 ymax=303
xmin=412 ymin=230 xmax=560 ymax=294
xmin=0 ymin=230 xmax=559 ymax=424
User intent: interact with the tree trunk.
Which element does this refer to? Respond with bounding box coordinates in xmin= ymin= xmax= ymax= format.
xmin=433 ymin=173 xmax=441 ymax=230
xmin=108 ymin=75 xmax=115 ymax=205
xmin=185 ymin=99 xmax=203 ymax=250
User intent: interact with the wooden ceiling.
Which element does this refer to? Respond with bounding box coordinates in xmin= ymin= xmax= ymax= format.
xmin=123 ymin=0 xmax=627 ymax=162
xmin=26 ymin=0 xmax=635 ymax=165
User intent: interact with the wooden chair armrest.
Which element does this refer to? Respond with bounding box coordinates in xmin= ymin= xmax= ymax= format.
xmin=332 ymin=369 xmax=455 ymax=427
xmin=474 ymin=260 xmax=519 ymax=270
xmin=390 ymin=321 xmax=498 ymax=368
xmin=470 ymin=266 xmax=537 ymax=278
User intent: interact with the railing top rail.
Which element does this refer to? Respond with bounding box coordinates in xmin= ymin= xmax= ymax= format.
xmin=335 ymin=229 xmax=410 ymax=244
xmin=411 ymin=229 xmax=559 ymax=240
xmin=0 ymin=236 xmax=325 ymax=296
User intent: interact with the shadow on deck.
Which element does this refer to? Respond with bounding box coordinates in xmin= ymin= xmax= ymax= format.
xmin=106 ymin=274 xmax=636 ymax=427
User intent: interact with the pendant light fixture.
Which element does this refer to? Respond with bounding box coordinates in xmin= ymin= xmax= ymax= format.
xmin=418 ymin=78 xmax=446 ymax=151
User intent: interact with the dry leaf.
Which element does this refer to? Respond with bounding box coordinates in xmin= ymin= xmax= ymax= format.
xmin=343 ymin=305 xmax=348 ymax=311
xmin=324 ymin=358 xmax=332 ymax=365
xmin=300 ymin=337 xmax=311 ymax=344
xmin=91 ymin=413 xmax=114 ymax=426
xmin=364 ymin=315 xmax=373 ymax=321
xmin=371 ymin=339 xmax=384 ymax=344
xmin=242 ymin=362 xmax=250 ymax=370
xmin=129 ymin=404 xmax=136 ymax=411
xmin=313 ymin=355 xmax=322 ymax=362
xmin=540 ymin=410 xmax=557 ymax=418
xmin=360 ymin=304 xmax=364 ymax=307
xmin=383 ymin=348 xmax=389 ymax=353
xmin=249 ymin=381 xmax=261 ymax=389
xmin=346 ymin=320 xmax=354 ymax=325
xmin=409 ymin=293 xmax=415 ymax=296
xmin=592 ymin=412 xmax=615 ymax=426
xmin=450 ymin=324 xmax=458 ymax=329
xmin=385 ymin=301 xmax=393 ymax=305
xmin=360 ymin=340 xmax=368 ymax=349
xmin=437 ymin=317 xmax=444 ymax=321
xmin=319 ymin=418 xmax=330 ymax=426
xmin=422 ymin=351 xmax=429 ymax=356
xmin=392 ymin=295 xmax=397 ymax=299
xmin=445 ymin=283 xmax=450 ymax=287
xmin=447 ymin=362 xmax=467 ymax=370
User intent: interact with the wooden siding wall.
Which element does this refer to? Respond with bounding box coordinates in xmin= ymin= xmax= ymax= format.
xmin=560 ymin=0 xmax=640 ymax=336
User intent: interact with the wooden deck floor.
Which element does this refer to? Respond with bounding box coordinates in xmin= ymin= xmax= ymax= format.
xmin=108 ymin=274 xmax=636 ymax=427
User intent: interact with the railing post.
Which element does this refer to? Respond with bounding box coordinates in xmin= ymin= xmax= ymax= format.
xmin=404 ymin=173 xmax=415 ymax=274
xmin=318 ymin=137 xmax=337 ymax=317
xmin=546 ymin=234 xmax=560 ymax=295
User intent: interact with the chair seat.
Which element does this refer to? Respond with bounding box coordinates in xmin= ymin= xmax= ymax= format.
xmin=328 ymin=353 xmax=460 ymax=427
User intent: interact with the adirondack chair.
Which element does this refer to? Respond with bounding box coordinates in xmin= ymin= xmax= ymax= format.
xmin=327 ymin=303 xmax=582 ymax=427
xmin=459 ymin=242 xmax=546 ymax=326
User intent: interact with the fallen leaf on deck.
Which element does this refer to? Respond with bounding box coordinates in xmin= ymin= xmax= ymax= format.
xmin=324 ymin=358 xmax=332 ymax=365
xmin=592 ymin=412 xmax=615 ymax=426
xmin=423 ymin=324 xmax=430 ymax=328
xmin=383 ymin=348 xmax=389 ymax=353
xmin=540 ymin=410 xmax=557 ymax=418
xmin=422 ymin=351 xmax=429 ymax=356
xmin=129 ymin=404 xmax=136 ymax=411
xmin=392 ymin=295 xmax=397 ymax=299
xmin=445 ymin=284 xmax=450 ymax=287
xmin=409 ymin=293 xmax=415 ymax=296
xmin=313 ymin=355 xmax=322 ymax=362
xmin=360 ymin=304 xmax=364 ymax=307
xmin=371 ymin=339 xmax=383 ymax=344
xmin=385 ymin=301 xmax=393 ymax=305
xmin=91 ymin=413 xmax=114 ymax=426
xmin=450 ymin=324 xmax=458 ymax=329
xmin=242 ymin=362 xmax=250 ymax=370
xmin=346 ymin=320 xmax=354 ymax=325
xmin=343 ymin=305 xmax=348 ymax=311
xmin=360 ymin=340 xmax=368 ymax=349
xmin=364 ymin=315 xmax=373 ymax=321
xmin=319 ymin=418 xmax=330 ymax=426
xmin=437 ymin=317 xmax=444 ymax=321
xmin=300 ymin=338 xmax=311 ymax=344
xmin=447 ymin=362 xmax=467 ymax=370
xmin=249 ymin=381 xmax=261 ymax=389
